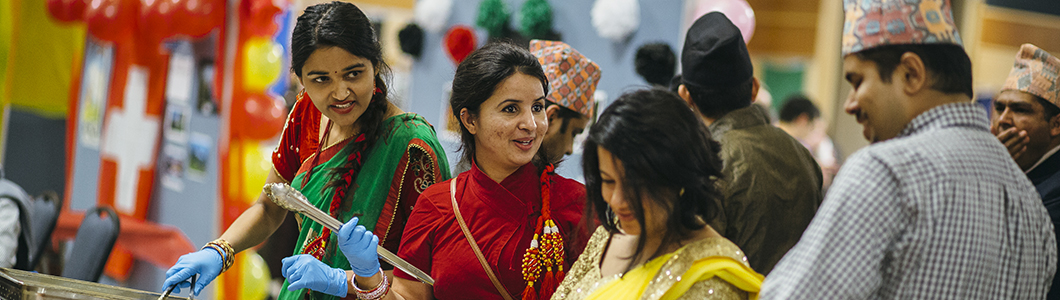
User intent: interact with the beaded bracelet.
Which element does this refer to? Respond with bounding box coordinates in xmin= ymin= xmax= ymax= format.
xmin=202 ymin=239 xmax=235 ymax=273
xmin=350 ymin=269 xmax=390 ymax=300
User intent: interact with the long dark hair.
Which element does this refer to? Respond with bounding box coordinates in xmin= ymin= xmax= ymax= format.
xmin=583 ymin=89 xmax=724 ymax=273
xmin=450 ymin=41 xmax=549 ymax=168
xmin=291 ymin=1 xmax=392 ymax=195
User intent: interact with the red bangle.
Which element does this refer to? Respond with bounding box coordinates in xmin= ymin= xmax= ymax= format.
xmin=350 ymin=269 xmax=389 ymax=300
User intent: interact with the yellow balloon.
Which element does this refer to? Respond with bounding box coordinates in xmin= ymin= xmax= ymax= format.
xmin=240 ymin=250 xmax=270 ymax=300
xmin=241 ymin=140 xmax=272 ymax=205
xmin=242 ymin=37 xmax=284 ymax=92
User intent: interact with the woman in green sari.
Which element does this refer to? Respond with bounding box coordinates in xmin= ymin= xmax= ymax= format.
xmin=162 ymin=2 xmax=450 ymax=299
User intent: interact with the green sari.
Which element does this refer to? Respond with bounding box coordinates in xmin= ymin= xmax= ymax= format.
xmin=277 ymin=113 xmax=450 ymax=300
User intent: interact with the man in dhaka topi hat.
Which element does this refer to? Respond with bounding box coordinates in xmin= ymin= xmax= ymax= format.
xmin=760 ymin=1 xmax=1056 ymax=299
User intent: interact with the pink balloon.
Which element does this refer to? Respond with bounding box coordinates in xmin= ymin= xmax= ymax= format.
xmin=692 ymin=0 xmax=756 ymax=44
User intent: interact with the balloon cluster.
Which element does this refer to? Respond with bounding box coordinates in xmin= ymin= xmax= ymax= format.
xmin=45 ymin=0 xmax=289 ymax=141
xmin=231 ymin=0 xmax=288 ymax=227
xmin=47 ymin=0 xmax=224 ymax=44
xmin=233 ymin=0 xmax=288 ymax=141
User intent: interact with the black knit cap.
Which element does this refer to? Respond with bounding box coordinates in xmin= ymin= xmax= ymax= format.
xmin=681 ymin=12 xmax=752 ymax=90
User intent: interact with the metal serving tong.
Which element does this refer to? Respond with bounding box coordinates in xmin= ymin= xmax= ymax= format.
xmin=263 ymin=182 xmax=436 ymax=286
xmin=158 ymin=274 xmax=196 ymax=300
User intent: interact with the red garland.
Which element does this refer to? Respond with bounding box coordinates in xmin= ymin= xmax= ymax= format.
xmin=300 ymin=121 xmax=370 ymax=262
xmin=521 ymin=164 xmax=565 ymax=300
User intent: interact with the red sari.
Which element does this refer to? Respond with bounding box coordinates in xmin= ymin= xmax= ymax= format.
xmin=395 ymin=162 xmax=587 ymax=299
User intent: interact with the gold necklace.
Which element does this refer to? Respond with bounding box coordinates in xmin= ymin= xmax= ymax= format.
xmin=321 ymin=121 xmax=358 ymax=150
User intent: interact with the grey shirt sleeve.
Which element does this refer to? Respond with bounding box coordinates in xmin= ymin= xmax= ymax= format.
xmin=0 ymin=198 xmax=20 ymax=268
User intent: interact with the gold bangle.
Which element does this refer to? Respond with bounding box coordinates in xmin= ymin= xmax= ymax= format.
xmin=216 ymin=239 xmax=235 ymax=272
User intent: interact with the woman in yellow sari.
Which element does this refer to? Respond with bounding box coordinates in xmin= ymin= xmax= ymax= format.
xmin=552 ymin=89 xmax=763 ymax=300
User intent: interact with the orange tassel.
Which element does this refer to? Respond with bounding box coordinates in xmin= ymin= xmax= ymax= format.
xmin=522 ymin=284 xmax=537 ymax=300
xmin=541 ymin=270 xmax=556 ymax=299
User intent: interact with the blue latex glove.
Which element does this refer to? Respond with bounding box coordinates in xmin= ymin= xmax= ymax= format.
xmin=281 ymin=254 xmax=349 ymax=297
xmin=337 ymin=217 xmax=381 ymax=277
xmin=162 ymin=249 xmax=222 ymax=296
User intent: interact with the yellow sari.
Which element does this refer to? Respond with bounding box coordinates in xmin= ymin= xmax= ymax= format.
xmin=553 ymin=226 xmax=763 ymax=300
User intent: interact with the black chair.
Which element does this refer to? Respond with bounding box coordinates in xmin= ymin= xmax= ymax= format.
xmin=61 ymin=206 xmax=120 ymax=282
xmin=29 ymin=191 xmax=61 ymax=269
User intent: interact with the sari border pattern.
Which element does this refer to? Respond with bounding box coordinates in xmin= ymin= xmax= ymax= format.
xmin=374 ymin=138 xmax=439 ymax=245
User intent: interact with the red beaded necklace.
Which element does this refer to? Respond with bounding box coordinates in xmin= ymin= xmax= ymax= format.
xmin=300 ymin=120 xmax=368 ymax=261
xmin=520 ymin=164 xmax=566 ymax=300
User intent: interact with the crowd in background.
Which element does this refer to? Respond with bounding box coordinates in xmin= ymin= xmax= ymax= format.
xmin=4 ymin=0 xmax=1059 ymax=299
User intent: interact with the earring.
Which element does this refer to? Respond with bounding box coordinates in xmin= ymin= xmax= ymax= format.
xmin=371 ymin=87 xmax=382 ymax=103
xmin=608 ymin=210 xmax=628 ymax=235
xmin=679 ymin=188 xmax=685 ymax=197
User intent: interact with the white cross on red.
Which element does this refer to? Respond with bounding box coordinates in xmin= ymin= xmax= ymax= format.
xmin=100 ymin=66 xmax=161 ymax=215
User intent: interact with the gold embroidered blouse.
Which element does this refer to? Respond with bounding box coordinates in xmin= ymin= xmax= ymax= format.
xmin=552 ymin=226 xmax=756 ymax=300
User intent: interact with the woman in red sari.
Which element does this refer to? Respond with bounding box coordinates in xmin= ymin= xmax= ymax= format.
xmin=333 ymin=42 xmax=587 ymax=300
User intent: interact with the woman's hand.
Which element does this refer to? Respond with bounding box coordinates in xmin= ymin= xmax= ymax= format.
xmin=281 ymin=254 xmax=349 ymax=297
xmin=162 ymin=249 xmax=223 ymax=296
xmin=337 ymin=217 xmax=381 ymax=277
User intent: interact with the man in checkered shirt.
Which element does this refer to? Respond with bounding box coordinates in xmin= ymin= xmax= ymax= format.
xmin=761 ymin=0 xmax=1057 ymax=299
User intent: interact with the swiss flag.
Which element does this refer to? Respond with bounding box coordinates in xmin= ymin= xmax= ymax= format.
xmin=98 ymin=65 xmax=162 ymax=220
xmin=93 ymin=45 xmax=169 ymax=280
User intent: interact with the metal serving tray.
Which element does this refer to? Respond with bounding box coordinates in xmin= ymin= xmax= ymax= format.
xmin=0 ymin=268 xmax=189 ymax=300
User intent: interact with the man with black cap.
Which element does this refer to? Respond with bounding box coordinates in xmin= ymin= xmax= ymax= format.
xmin=677 ymin=11 xmax=824 ymax=275
xmin=761 ymin=1 xmax=1056 ymax=299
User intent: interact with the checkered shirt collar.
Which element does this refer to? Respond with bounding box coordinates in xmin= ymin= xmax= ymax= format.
xmin=897 ymin=102 xmax=989 ymax=139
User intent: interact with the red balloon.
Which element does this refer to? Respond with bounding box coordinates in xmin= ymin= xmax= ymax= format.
xmin=171 ymin=0 xmax=224 ymax=37
xmin=444 ymin=25 xmax=477 ymax=65
xmin=47 ymin=0 xmax=67 ymax=21
xmin=47 ymin=0 xmax=88 ymax=23
xmin=241 ymin=0 xmax=281 ymax=37
xmin=139 ymin=0 xmax=175 ymax=43
xmin=196 ymin=0 xmax=225 ymax=36
xmin=85 ymin=0 xmax=138 ymax=42
xmin=234 ymin=93 xmax=286 ymax=140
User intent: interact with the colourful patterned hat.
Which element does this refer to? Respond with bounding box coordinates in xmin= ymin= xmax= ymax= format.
xmin=529 ymin=40 xmax=601 ymax=118
xmin=1003 ymin=44 xmax=1060 ymax=107
xmin=842 ymin=0 xmax=963 ymax=56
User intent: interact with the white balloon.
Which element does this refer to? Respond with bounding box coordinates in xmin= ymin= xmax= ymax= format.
xmin=414 ymin=0 xmax=454 ymax=34
xmin=591 ymin=0 xmax=640 ymax=42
